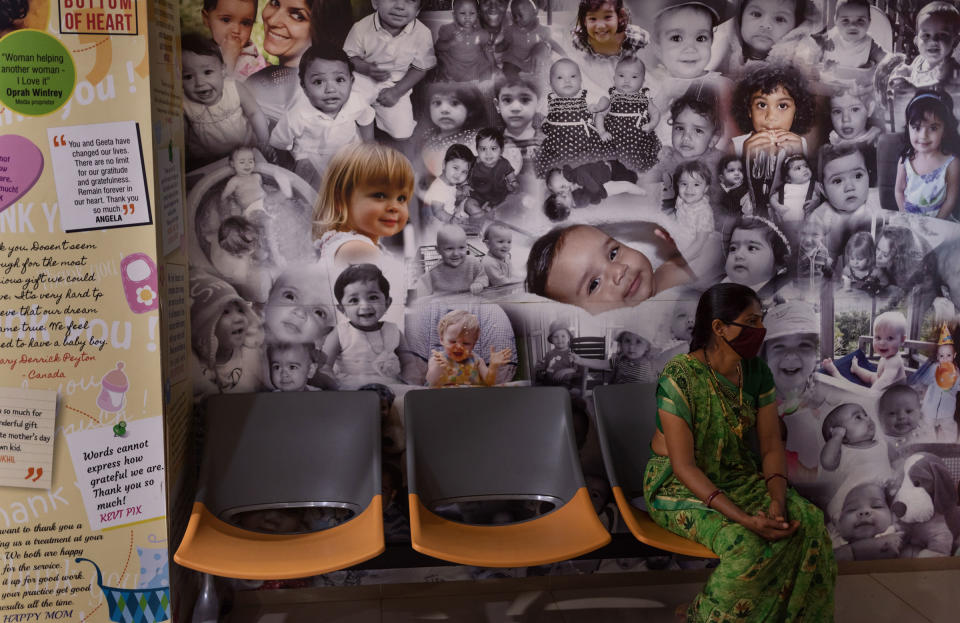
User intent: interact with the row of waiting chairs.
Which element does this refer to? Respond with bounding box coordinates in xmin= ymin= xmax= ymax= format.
xmin=174 ymin=384 xmax=713 ymax=581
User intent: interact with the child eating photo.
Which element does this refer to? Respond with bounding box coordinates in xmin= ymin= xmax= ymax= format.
xmin=426 ymin=309 xmax=512 ymax=387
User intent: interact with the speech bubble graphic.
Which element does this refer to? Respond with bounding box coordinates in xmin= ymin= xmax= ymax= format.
xmin=0 ymin=134 xmax=44 ymax=213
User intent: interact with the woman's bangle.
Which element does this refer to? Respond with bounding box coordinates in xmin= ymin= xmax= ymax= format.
xmin=705 ymin=488 xmax=724 ymax=508
xmin=765 ymin=473 xmax=787 ymax=485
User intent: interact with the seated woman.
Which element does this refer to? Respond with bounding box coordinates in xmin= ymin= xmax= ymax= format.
xmin=644 ymin=283 xmax=836 ymax=621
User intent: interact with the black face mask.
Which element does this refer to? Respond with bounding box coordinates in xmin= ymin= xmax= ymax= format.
xmin=723 ymin=321 xmax=767 ymax=360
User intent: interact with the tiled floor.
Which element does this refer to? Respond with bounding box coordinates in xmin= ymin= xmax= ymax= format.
xmin=226 ymin=568 xmax=960 ymax=622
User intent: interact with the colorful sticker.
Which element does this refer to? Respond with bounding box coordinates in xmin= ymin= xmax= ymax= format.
xmin=0 ymin=134 xmax=43 ymax=213
xmin=121 ymin=252 xmax=159 ymax=313
xmin=0 ymin=29 xmax=75 ymax=115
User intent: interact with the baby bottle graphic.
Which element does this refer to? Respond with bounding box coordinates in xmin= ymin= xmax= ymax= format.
xmin=97 ymin=362 xmax=129 ymax=413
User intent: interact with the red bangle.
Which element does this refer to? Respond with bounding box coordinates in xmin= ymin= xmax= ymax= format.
xmin=705 ymin=488 xmax=723 ymax=508
xmin=765 ymin=473 xmax=787 ymax=484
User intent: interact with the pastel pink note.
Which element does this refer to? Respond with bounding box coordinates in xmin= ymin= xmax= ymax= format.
xmin=0 ymin=134 xmax=44 ymax=213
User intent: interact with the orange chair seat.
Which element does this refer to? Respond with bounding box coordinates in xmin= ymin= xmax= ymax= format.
xmin=409 ymin=488 xmax=611 ymax=568
xmin=174 ymin=498 xmax=384 ymax=580
xmin=613 ymin=487 xmax=717 ymax=559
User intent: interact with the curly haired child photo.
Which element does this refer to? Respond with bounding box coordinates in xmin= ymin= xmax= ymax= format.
xmin=731 ymin=63 xmax=817 ymax=217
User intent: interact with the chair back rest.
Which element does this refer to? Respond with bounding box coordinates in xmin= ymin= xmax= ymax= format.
xmin=404 ymin=386 xmax=584 ymax=505
xmin=198 ymin=391 xmax=381 ymax=518
xmin=570 ymin=337 xmax=606 ymax=360
xmin=593 ymin=383 xmax=658 ymax=498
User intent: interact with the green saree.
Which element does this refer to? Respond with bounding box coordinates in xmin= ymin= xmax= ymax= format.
xmin=643 ymin=354 xmax=836 ymax=622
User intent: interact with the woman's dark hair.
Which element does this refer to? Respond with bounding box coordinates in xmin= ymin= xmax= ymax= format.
xmin=875 ymin=224 xmax=928 ymax=288
xmin=688 ymin=283 xmax=761 ymax=352
xmin=900 ymin=88 xmax=960 ymax=159
xmin=574 ymin=0 xmax=630 ymax=50
xmin=525 ymin=225 xmax=577 ymax=296
xmin=0 ymin=0 xmax=29 ymax=31
xmin=731 ymin=63 xmax=816 ymax=135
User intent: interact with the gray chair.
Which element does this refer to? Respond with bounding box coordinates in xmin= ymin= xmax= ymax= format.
xmin=404 ymin=386 xmax=610 ymax=567
xmin=593 ymin=383 xmax=717 ymax=558
xmin=174 ymin=391 xmax=384 ymax=579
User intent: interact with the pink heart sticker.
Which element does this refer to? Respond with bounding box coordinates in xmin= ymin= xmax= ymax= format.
xmin=0 ymin=134 xmax=44 ymax=213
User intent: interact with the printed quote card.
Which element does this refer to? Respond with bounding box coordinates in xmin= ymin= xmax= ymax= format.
xmin=0 ymin=386 xmax=57 ymax=489
xmin=66 ymin=415 xmax=166 ymax=530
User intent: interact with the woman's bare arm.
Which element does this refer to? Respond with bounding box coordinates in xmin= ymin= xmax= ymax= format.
xmin=661 ymin=408 xmax=797 ymax=539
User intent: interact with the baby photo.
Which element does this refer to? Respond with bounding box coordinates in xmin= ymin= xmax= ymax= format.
xmin=322 ymin=263 xmax=420 ymax=388
xmin=426 ymin=309 xmax=513 ymax=387
xmin=404 ymin=301 xmax=519 ymax=387
xmin=524 ymin=222 xmax=696 ymax=315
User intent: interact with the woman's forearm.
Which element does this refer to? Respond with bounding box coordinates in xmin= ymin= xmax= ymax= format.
xmin=760 ymin=450 xmax=789 ymax=507
xmin=671 ymin=461 xmax=750 ymax=525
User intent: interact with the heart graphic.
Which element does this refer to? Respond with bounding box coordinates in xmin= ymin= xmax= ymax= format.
xmin=0 ymin=134 xmax=44 ymax=213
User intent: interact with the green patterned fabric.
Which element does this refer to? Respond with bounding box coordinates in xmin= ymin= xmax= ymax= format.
xmin=644 ymin=354 xmax=836 ymax=622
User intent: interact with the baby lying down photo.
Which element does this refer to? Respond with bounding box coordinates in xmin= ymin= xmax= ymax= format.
xmin=525 ymin=222 xmax=696 ymax=314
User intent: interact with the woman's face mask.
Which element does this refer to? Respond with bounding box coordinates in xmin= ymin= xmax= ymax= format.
xmin=723 ymin=321 xmax=767 ymax=359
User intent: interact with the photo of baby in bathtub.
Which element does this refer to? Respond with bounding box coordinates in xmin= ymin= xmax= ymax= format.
xmin=524 ymin=222 xmax=696 ymax=314
xmin=191 ymin=146 xmax=318 ymax=302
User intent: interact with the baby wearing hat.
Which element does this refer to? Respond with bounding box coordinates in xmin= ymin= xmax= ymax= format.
xmin=760 ymin=298 xmax=823 ymax=482
xmin=190 ymin=271 xmax=265 ymax=401
xmin=534 ymin=320 xmax=581 ymax=389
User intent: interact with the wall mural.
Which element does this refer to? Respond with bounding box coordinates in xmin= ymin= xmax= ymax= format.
xmin=180 ymin=0 xmax=960 ymax=578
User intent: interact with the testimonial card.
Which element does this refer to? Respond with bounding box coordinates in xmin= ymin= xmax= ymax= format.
xmin=66 ymin=416 xmax=166 ymax=530
xmin=0 ymin=386 xmax=57 ymax=490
